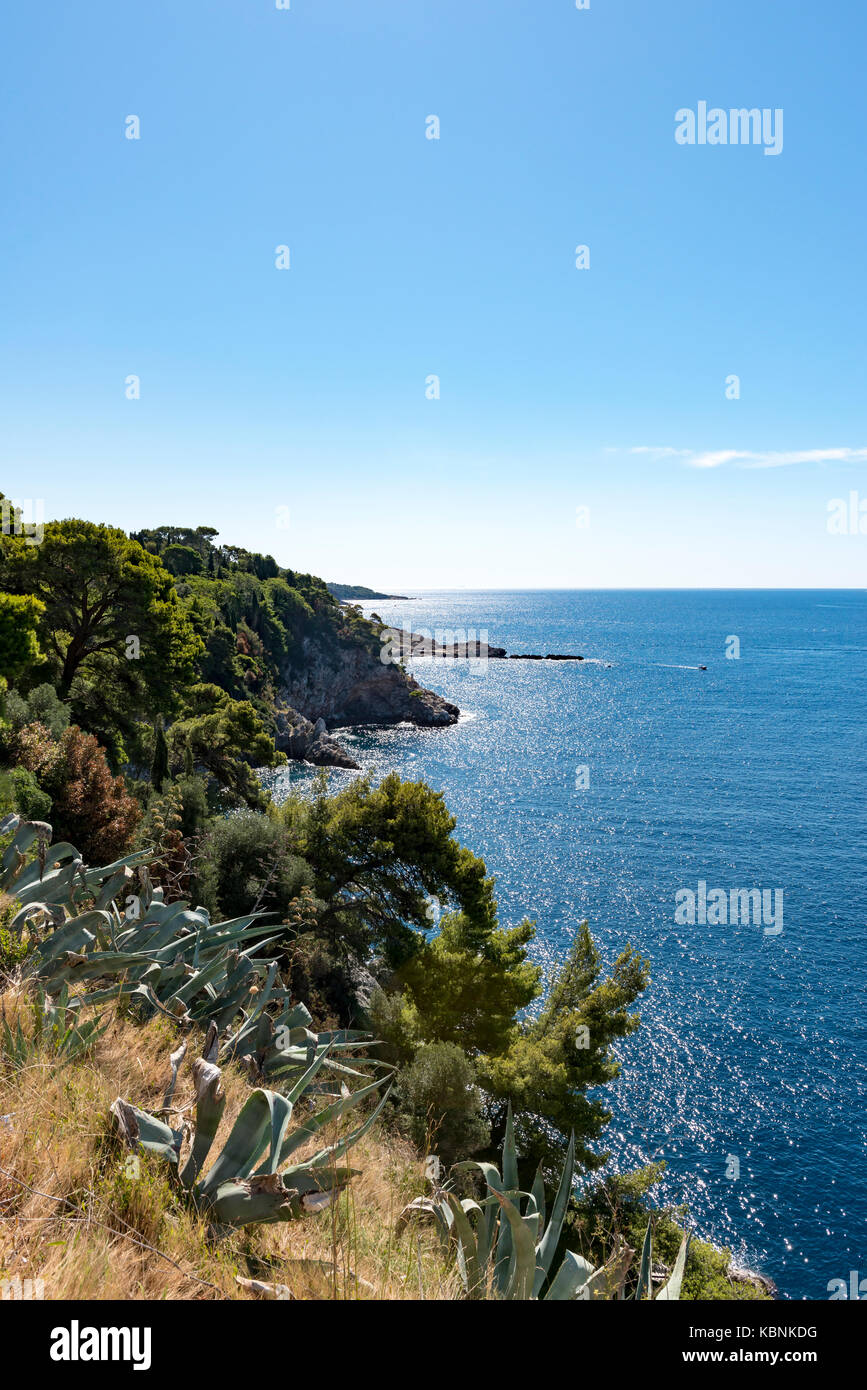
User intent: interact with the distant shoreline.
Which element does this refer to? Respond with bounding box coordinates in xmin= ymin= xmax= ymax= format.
xmin=328 ymin=583 xmax=414 ymax=601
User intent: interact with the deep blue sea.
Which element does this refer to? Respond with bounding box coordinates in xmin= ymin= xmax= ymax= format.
xmin=267 ymin=590 xmax=867 ymax=1300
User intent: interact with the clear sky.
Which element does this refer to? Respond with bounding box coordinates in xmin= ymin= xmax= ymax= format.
xmin=2 ymin=1 xmax=866 ymax=588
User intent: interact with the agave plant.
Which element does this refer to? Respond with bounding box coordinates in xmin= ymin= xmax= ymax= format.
xmin=1 ymin=981 xmax=106 ymax=1069
xmin=111 ymin=1023 xmax=392 ymax=1230
xmin=630 ymin=1211 xmax=691 ymax=1301
xmin=405 ymin=1106 xmax=690 ymax=1300
xmin=2 ymin=816 xmax=382 ymax=1082
xmin=218 ymin=959 xmax=383 ymax=1094
xmin=1 ymin=813 xmax=150 ymax=918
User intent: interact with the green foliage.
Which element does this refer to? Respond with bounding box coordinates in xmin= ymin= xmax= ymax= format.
xmin=280 ymin=773 xmax=497 ymax=965
xmin=161 ymin=544 xmax=204 ymax=577
xmin=374 ymin=914 xmax=647 ymax=1176
xmin=111 ymin=1026 xmax=391 ymax=1231
xmin=169 ymin=684 xmax=285 ymax=809
xmin=0 ymin=593 xmax=45 ymax=683
xmin=392 ymin=911 xmax=540 ymax=1057
xmin=150 ymin=719 xmax=170 ymax=791
xmin=0 ymin=765 xmax=52 ymax=820
xmin=397 ymin=1041 xmax=489 ymax=1165
xmin=194 ymin=810 xmax=312 ymax=921
xmin=0 ymin=519 xmax=202 ymax=737
xmin=1 ymin=982 xmax=106 ymax=1069
xmin=0 ymin=893 xmax=31 ymax=974
xmin=3 ymin=683 xmax=71 ymax=738
xmin=480 ymin=922 xmax=649 ymax=1174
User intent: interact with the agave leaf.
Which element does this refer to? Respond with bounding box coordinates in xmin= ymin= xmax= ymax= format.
xmin=269 ymin=1071 xmax=387 ymax=1169
xmin=111 ymin=1098 xmax=184 ymax=1165
xmin=533 ymin=1129 xmax=576 ymax=1295
xmin=159 ymin=950 xmax=238 ymax=1008
xmin=634 ymin=1219 xmax=653 ymax=1300
xmin=29 ymin=915 xmax=99 ymax=970
xmin=544 ymin=1249 xmax=596 ymax=1301
xmin=197 ymin=1089 xmax=293 ymax=1198
xmin=489 ymin=1186 xmax=537 ymax=1300
xmin=529 ymin=1164 xmax=546 ymax=1230
xmin=288 ymin=1081 xmax=392 ymax=1174
xmin=179 ymin=1056 xmax=226 ymax=1188
xmin=273 ymin=1041 xmax=336 ymax=1104
xmin=487 ymin=1104 xmax=520 ymax=1295
xmin=206 ymin=1174 xmax=301 ymax=1227
xmin=443 ymin=1192 xmax=485 ymax=1297
xmin=655 ymin=1230 xmax=690 ymax=1300
xmin=91 ymin=867 xmax=135 ymax=912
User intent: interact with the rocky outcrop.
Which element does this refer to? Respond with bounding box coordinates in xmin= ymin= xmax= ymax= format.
xmin=276 ymin=633 xmax=459 ymax=768
xmin=274 ymin=622 xmax=590 ymax=769
xmin=273 ymin=706 xmax=360 ymax=769
xmin=381 ymin=629 xmax=507 ymax=661
xmin=382 ymin=627 xmax=585 ymax=663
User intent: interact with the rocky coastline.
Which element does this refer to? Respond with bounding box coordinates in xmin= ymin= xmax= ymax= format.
xmin=274 ymin=624 xmax=600 ymax=769
xmin=274 ymin=632 xmax=459 ymax=769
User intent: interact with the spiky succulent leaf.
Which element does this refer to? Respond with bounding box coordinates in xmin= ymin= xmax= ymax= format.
xmin=656 ymin=1230 xmax=691 ymax=1300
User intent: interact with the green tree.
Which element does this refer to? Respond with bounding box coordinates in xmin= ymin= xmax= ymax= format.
xmin=395 ymin=910 xmax=540 ymax=1056
xmin=280 ymin=772 xmax=498 ymax=964
xmin=161 ymin=543 xmax=204 ymax=577
xmin=0 ymin=520 xmax=202 ymax=717
xmin=0 ymin=593 xmax=45 ymax=683
xmin=169 ymin=683 xmax=285 ymax=808
xmin=480 ymin=923 xmax=649 ymax=1174
xmin=150 ymin=718 xmax=170 ymax=791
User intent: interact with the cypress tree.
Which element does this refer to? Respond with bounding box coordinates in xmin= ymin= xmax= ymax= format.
xmin=151 ymin=718 xmax=170 ymax=791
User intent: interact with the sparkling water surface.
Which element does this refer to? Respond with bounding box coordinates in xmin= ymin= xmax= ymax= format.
xmin=265 ymin=590 xmax=867 ymax=1300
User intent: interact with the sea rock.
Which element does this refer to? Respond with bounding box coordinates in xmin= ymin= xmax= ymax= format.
xmin=274 ymin=705 xmax=359 ymax=769
xmin=381 ymin=628 xmax=507 ymax=661
xmin=279 ymin=634 xmax=460 ymax=751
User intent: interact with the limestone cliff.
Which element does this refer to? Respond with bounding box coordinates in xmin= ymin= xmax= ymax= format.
xmin=275 ymin=633 xmax=459 ymax=769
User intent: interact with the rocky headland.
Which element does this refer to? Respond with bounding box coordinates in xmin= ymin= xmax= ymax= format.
xmin=275 ymin=631 xmax=459 ymax=769
xmin=275 ymin=623 xmax=590 ymax=770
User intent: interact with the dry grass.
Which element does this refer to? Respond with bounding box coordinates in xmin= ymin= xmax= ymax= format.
xmin=0 ymin=981 xmax=459 ymax=1301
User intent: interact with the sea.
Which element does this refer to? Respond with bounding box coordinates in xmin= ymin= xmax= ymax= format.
xmin=265 ymin=589 xmax=867 ymax=1301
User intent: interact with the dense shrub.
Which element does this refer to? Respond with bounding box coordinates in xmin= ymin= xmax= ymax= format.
xmin=194 ymin=810 xmax=312 ymax=921
xmin=18 ymin=723 xmax=142 ymax=863
xmin=3 ymin=683 xmax=70 ymax=738
xmin=397 ymin=1041 xmax=489 ymax=1165
xmin=0 ymin=765 xmax=52 ymax=819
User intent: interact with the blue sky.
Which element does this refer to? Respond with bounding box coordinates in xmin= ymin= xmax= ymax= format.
xmin=2 ymin=0 xmax=866 ymax=588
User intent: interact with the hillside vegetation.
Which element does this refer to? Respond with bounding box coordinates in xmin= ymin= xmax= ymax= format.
xmin=0 ymin=500 xmax=770 ymax=1300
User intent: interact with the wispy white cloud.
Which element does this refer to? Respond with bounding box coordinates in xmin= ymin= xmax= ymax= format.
xmin=627 ymin=446 xmax=867 ymax=470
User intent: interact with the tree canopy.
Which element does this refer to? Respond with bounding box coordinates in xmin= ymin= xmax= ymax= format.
xmin=0 ymin=520 xmax=202 ymax=729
